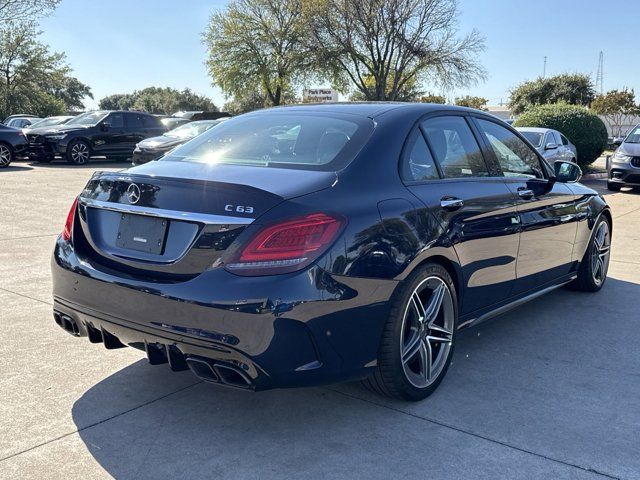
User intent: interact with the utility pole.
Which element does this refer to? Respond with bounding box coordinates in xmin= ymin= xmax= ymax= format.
xmin=596 ymin=51 xmax=604 ymax=94
xmin=543 ymin=56 xmax=547 ymax=78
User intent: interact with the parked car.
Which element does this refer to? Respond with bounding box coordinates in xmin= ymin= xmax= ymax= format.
xmin=4 ymin=115 xmax=42 ymax=128
xmin=172 ymin=110 xmax=232 ymax=121
xmin=0 ymin=124 xmax=29 ymax=167
xmin=52 ymin=104 xmax=611 ymax=401
xmin=27 ymin=110 xmax=166 ymax=164
xmin=24 ymin=116 xmax=75 ymax=131
xmin=132 ymin=119 xmax=226 ymax=165
xmin=607 ymin=123 xmax=640 ymax=191
xmin=160 ymin=117 xmax=191 ymax=131
xmin=517 ymin=127 xmax=577 ymax=163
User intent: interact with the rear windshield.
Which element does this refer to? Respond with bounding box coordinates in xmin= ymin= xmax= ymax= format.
xmin=160 ymin=112 xmax=373 ymax=171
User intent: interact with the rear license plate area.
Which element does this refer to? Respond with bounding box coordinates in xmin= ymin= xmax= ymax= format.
xmin=116 ymin=213 xmax=168 ymax=254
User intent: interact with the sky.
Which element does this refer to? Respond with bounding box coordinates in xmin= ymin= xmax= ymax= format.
xmin=38 ymin=0 xmax=640 ymax=109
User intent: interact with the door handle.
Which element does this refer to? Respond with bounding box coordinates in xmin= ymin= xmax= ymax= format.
xmin=517 ymin=188 xmax=534 ymax=199
xmin=440 ymin=197 xmax=464 ymax=210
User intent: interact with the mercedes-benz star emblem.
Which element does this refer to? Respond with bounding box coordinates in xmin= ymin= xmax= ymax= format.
xmin=126 ymin=183 xmax=141 ymax=204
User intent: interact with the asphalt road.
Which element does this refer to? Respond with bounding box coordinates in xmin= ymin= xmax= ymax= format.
xmin=1 ymin=160 xmax=639 ymax=480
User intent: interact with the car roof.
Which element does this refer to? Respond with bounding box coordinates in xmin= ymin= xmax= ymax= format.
xmin=516 ymin=127 xmax=554 ymax=133
xmin=252 ymin=102 xmax=486 ymax=119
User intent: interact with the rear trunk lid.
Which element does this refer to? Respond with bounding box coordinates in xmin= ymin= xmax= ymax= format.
xmin=75 ymin=162 xmax=337 ymax=279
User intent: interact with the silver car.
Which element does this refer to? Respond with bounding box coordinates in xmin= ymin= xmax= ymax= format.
xmin=607 ymin=124 xmax=640 ymax=191
xmin=517 ymin=127 xmax=577 ymax=164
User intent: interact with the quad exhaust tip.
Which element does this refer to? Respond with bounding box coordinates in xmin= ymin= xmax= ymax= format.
xmin=53 ymin=311 xmax=80 ymax=336
xmin=186 ymin=357 xmax=253 ymax=389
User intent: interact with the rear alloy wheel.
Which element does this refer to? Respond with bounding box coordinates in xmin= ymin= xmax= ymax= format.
xmin=572 ymin=217 xmax=611 ymax=292
xmin=363 ymin=263 xmax=457 ymax=401
xmin=0 ymin=143 xmax=13 ymax=168
xmin=67 ymin=140 xmax=91 ymax=165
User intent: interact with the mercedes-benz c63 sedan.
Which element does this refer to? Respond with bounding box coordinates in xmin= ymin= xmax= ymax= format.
xmin=52 ymin=104 xmax=612 ymax=401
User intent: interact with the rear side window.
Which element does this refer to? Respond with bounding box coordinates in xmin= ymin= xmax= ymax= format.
xmin=560 ymin=134 xmax=569 ymax=146
xmin=476 ymin=119 xmax=544 ymax=179
xmin=421 ymin=116 xmax=489 ymax=178
xmin=553 ymin=131 xmax=563 ymax=145
xmin=400 ymin=130 xmax=439 ymax=182
xmin=106 ymin=113 xmax=124 ymax=128
xmin=126 ymin=113 xmax=144 ymax=128
xmin=162 ymin=113 xmax=373 ymax=171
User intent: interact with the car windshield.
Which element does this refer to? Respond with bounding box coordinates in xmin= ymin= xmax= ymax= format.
xmin=624 ymin=126 xmax=640 ymax=144
xmin=165 ymin=121 xmax=219 ymax=139
xmin=161 ymin=113 xmax=373 ymax=171
xmin=520 ymin=131 xmax=543 ymax=147
xmin=67 ymin=111 xmax=108 ymax=126
xmin=28 ymin=117 xmax=67 ymax=128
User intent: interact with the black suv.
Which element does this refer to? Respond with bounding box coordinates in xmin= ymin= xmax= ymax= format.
xmin=27 ymin=111 xmax=166 ymax=165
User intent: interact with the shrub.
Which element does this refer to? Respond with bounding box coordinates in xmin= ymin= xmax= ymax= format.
xmin=514 ymin=104 xmax=607 ymax=166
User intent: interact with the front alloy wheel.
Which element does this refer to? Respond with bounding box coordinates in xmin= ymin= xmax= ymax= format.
xmin=363 ymin=263 xmax=457 ymax=401
xmin=572 ymin=216 xmax=611 ymax=292
xmin=67 ymin=141 xmax=91 ymax=165
xmin=0 ymin=143 xmax=13 ymax=167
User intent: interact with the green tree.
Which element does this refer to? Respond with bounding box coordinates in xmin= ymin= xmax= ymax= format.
xmin=419 ymin=93 xmax=446 ymax=104
xmin=591 ymin=89 xmax=640 ymax=137
xmin=305 ymin=0 xmax=485 ymax=101
xmin=203 ymin=0 xmax=310 ymax=107
xmin=455 ymin=95 xmax=488 ymax=110
xmin=0 ymin=0 xmax=59 ymax=22
xmin=0 ymin=22 xmax=92 ymax=119
xmin=508 ymin=73 xmax=596 ymax=115
xmin=98 ymin=87 xmax=216 ymax=115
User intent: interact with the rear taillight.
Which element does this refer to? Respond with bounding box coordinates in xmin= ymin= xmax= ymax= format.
xmin=224 ymin=213 xmax=345 ymax=276
xmin=61 ymin=197 xmax=78 ymax=242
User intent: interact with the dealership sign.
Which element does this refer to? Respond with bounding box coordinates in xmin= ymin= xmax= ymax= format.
xmin=303 ymin=88 xmax=339 ymax=103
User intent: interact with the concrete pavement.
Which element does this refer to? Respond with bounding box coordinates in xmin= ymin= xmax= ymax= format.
xmin=1 ymin=160 xmax=639 ymax=479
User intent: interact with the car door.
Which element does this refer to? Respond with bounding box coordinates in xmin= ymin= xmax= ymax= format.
xmin=543 ymin=130 xmax=562 ymax=163
xmin=402 ymin=114 xmax=521 ymax=316
xmin=473 ymin=117 xmax=579 ymax=294
xmin=94 ymin=112 xmax=126 ymax=155
xmin=123 ymin=113 xmax=147 ymax=154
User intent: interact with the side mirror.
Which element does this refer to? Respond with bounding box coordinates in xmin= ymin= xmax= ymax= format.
xmin=554 ymin=160 xmax=582 ymax=183
xmin=545 ymin=142 xmax=558 ymax=150
xmin=100 ymin=122 xmax=110 ymax=132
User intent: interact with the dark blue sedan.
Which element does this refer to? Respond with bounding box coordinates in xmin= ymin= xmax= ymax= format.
xmin=51 ymin=103 xmax=611 ymax=401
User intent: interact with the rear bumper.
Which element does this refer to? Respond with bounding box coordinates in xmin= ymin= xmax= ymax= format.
xmin=51 ymin=238 xmax=398 ymax=390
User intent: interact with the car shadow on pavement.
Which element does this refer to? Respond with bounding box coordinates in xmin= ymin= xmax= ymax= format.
xmin=1 ymin=164 xmax=33 ymax=171
xmin=27 ymin=159 xmax=128 ymax=169
xmin=71 ymin=276 xmax=640 ymax=479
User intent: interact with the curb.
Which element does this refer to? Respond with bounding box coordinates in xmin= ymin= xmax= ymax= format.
xmin=582 ymin=172 xmax=608 ymax=181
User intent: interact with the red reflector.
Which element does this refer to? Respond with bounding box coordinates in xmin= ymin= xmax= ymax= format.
xmin=61 ymin=197 xmax=78 ymax=242
xmin=226 ymin=213 xmax=344 ymax=275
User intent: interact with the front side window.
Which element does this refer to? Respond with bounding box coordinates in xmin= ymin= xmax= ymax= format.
xmin=162 ymin=113 xmax=372 ymax=171
xmin=420 ymin=116 xmax=489 ymax=178
xmin=400 ymin=130 xmax=439 ymax=182
xmin=476 ymin=119 xmax=544 ymax=179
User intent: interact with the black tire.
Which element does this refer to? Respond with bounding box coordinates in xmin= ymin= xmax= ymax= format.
xmin=607 ymin=181 xmax=622 ymax=192
xmin=66 ymin=140 xmax=91 ymax=165
xmin=571 ymin=216 xmax=611 ymax=292
xmin=0 ymin=142 xmax=13 ymax=168
xmin=362 ymin=262 xmax=458 ymax=401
